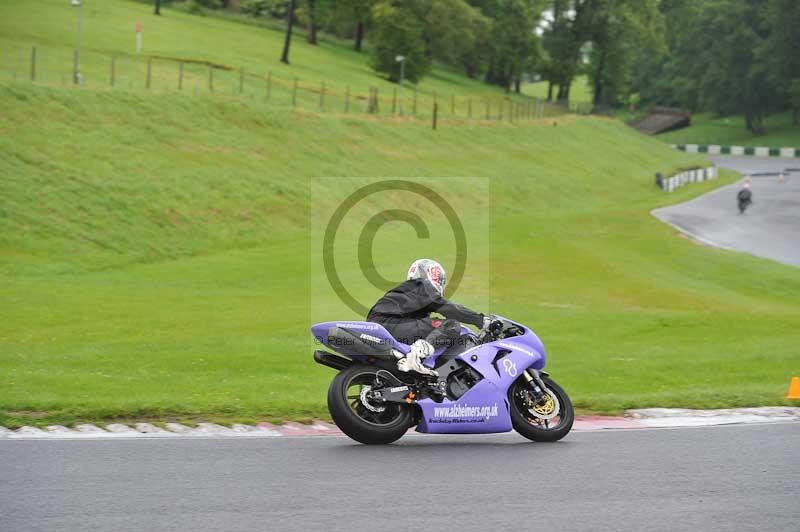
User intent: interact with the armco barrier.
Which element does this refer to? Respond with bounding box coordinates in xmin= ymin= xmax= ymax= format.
xmin=672 ymin=144 xmax=798 ymax=158
xmin=656 ymin=166 xmax=718 ymax=193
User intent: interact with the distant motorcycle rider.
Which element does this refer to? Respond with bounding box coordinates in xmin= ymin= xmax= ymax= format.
xmin=737 ymin=181 xmax=752 ymax=213
xmin=367 ymin=259 xmax=490 ymax=376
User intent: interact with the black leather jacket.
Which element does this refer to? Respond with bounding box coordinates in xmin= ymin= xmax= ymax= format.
xmin=367 ymin=279 xmax=484 ymax=328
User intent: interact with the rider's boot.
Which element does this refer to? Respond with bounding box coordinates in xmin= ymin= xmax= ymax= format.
xmin=395 ymin=340 xmax=438 ymax=377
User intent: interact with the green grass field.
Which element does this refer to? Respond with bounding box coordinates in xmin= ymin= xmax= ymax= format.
xmin=1 ymin=0 xmax=799 ymax=428
xmin=0 ymin=0 xmax=548 ymax=119
xmin=2 ymin=83 xmax=799 ymax=428
xmin=659 ymin=112 xmax=800 ymax=148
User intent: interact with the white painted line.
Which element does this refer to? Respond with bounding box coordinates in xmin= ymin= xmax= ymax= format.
xmin=636 ymin=415 xmax=783 ymax=428
xmin=230 ymin=423 xmax=281 ymax=437
xmin=46 ymin=425 xmax=77 ymax=436
xmin=651 ymin=209 xmax=740 ymax=252
xmin=195 ymin=423 xmax=241 ymax=437
xmin=3 ymin=408 xmax=797 ymax=441
xmin=164 ymin=423 xmax=201 ymax=435
xmin=628 ymin=407 xmax=800 ymax=419
xmin=134 ymin=423 xmax=174 ymax=436
xmin=106 ymin=424 xmax=144 ymax=436
xmin=10 ymin=426 xmax=50 ymax=438
xmin=75 ymin=424 xmax=107 ymax=434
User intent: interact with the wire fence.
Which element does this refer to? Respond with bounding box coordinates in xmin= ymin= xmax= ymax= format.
xmin=2 ymin=44 xmax=583 ymax=124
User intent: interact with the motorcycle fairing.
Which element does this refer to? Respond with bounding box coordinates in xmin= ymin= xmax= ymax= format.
xmin=416 ymin=333 xmax=546 ymax=434
xmin=415 ymin=380 xmax=513 ymax=433
xmin=311 ymin=321 xmax=410 ymax=359
xmin=310 ymin=321 xmax=474 ymax=360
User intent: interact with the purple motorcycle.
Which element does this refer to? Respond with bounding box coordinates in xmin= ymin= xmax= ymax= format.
xmin=312 ymin=316 xmax=574 ymax=444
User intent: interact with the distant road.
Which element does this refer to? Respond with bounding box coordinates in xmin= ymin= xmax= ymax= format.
xmin=1 ymin=423 xmax=799 ymax=532
xmin=653 ymin=155 xmax=800 ymax=267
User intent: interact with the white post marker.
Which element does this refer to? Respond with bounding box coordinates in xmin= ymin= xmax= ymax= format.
xmin=136 ymin=21 xmax=143 ymax=53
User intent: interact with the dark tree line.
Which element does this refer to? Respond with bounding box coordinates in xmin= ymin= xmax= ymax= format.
xmin=158 ymin=0 xmax=800 ymax=132
xmin=631 ymin=0 xmax=800 ymax=133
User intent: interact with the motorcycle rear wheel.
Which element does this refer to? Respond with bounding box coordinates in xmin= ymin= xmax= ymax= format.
xmin=509 ymin=376 xmax=574 ymax=442
xmin=328 ymin=364 xmax=412 ymax=445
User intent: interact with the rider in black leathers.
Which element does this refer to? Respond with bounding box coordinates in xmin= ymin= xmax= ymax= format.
xmin=737 ymin=182 xmax=752 ymax=213
xmin=367 ymin=259 xmax=488 ymax=375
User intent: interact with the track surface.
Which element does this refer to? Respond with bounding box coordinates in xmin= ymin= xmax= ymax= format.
xmin=652 ymin=155 xmax=800 ymax=266
xmin=2 ymin=423 xmax=798 ymax=532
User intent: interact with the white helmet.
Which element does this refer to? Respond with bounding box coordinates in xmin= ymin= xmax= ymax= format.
xmin=407 ymin=259 xmax=447 ymax=295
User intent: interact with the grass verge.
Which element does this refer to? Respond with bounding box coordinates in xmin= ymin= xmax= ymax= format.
xmin=659 ymin=112 xmax=800 ymax=148
xmin=1 ymin=85 xmax=799 ymax=428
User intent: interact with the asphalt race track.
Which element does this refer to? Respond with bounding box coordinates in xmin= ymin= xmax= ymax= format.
xmin=652 ymin=155 xmax=800 ymax=267
xmin=2 ymin=423 xmax=798 ymax=532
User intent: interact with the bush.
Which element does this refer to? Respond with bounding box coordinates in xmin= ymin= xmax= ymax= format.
xmin=369 ymin=1 xmax=430 ymax=83
xmin=240 ymin=0 xmax=289 ymax=18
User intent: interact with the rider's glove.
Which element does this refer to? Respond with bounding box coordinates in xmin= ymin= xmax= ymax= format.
xmin=482 ymin=315 xmax=493 ymax=330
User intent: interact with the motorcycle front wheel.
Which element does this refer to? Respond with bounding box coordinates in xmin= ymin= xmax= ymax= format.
xmin=327 ymin=364 xmax=413 ymax=445
xmin=508 ymin=375 xmax=574 ymax=442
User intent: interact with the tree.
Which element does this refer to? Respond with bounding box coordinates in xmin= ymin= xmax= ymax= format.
xmin=369 ymin=1 xmax=430 ymax=82
xmin=328 ymin=0 xmax=376 ymax=51
xmin=629 ymin=0 xmax=699 ymax=109
xmin=584 ymin=0 xmax=664 ymax=107
xmin=791 ymin=80 xmax=800 ymax=125
xmin=420 ymin=0 xmax=492 ymax=78
xmin=298 ymin=0 xmax=331 ymax=45
xmin=155 ymin=0 xmax=161 ymax=15
xmin=469 ymin=0 xmax=542 ymax=91
xmin=541 ymin=0 xmax=592 ymax=102
xmin=756 ymin=0 xmax=800 ymax=121
xmin=281 ymin=0 xmax=298 ymax=64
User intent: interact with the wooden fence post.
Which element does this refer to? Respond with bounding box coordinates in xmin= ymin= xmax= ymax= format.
xmin=392 ymin=87 xmax=397 ymax=114
xmin=30 ymin=46 xmax=36 ymax=81
xmin=178 ymin=61 xmax=183 ymax=90
xmin=111 ymin=55 xmax=116 ymax=87
xmin=432 ymin=102 xmax=438 ymax=130
xmin=450 ymin=94 xmax=455 ymax=116
xmin=413 ymin=88 xmax=417 ymax=116
xmin=485 ymin=99 xmax=490 ymax=120
xmin=292 ymin=78 xmax=298 ymax=107
xmin=344 ymin=85 xmax=350 ymax=112
xmin=146 ymin=57 xmax=152 ymax=89
xmin=320 ymin=81 xmax=325 ymax=109
xmin=239 ymin=67 xmax=244 ymax=94
xmin=468 ymin=98 xmax=472 ymax=119
xmin=208 ymin=65 xmax=214 ymax=91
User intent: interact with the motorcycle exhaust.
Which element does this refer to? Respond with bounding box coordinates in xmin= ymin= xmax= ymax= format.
xmin=313 ymin=350 xmax=353 ymax=371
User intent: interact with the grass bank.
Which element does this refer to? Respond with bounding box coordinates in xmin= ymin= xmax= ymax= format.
xmin=2 ymin=84 xmax=799 ymax=428
xmin=0 ymin=0 xmax=546 ymax=118
xmin=659 ymin=112 xmax=800 ymax=148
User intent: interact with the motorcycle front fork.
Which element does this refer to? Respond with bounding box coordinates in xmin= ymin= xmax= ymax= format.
xmin=523 ymin=369 xmax=549 ymax=402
